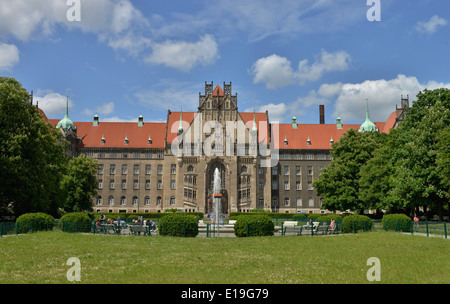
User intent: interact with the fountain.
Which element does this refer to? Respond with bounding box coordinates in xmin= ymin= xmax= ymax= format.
xmin=211 ymin=168 xmax=222 ymax=237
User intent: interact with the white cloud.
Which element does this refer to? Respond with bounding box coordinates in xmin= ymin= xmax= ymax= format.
xmin=145 ymin=34 xmax=219 ymax=71
xmin=250 ymin=54 xmax=295 ymax=89
xmin=246 ymin=103 xmax=291 ymax=123
xmin=296 ymin=50 xmax=351 ymax=84
xmin=331 ymin=74 xmax=450 ymax=123
xmin=82 ymin=102 xmax=115 ymax=116
xmin=34 ymin=90 xmax=74 ymax=117
xmin=0 ymin=43 xmax=19 ymax=71
xmin=318 ymin=82 xmax=343 ymax=97
xmin=250 ymin=50 xmax=351 ymax=89
xmin=416 ymin=15 xmax=448 ymax=35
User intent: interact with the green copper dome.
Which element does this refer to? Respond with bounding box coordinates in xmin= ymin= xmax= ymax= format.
xmin=359 ymin=99 xmax=378 ymax=132
xmin=56 ymin=97 xmax=76 ymax=132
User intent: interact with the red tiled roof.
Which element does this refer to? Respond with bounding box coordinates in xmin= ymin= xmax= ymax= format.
xmin=278 ymin=123 xmax=359 ymax=150
xmin=382 ymin=111 xmax=397 ymax=133
xmin=239 ymin=112 xmax=269 ymax=144
xmin=166 ymin=111 xmax=197 ymax=144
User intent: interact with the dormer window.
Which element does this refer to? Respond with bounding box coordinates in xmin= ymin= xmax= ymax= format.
xmin=125 ymin=136 xmax=129 ymax=145
xmin=101 ymin=135 xmax=105 ymax=145
xmin=307 ymin=137 xmax=311 ymax=146
xmin=284 ymin=136 xmax=288 ymax=146
xmin=148 ymin=136 xmax=152 ymax=145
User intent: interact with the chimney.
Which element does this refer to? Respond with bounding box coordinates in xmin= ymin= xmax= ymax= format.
xmin=319 ymin=105 xmax=325 ymax=124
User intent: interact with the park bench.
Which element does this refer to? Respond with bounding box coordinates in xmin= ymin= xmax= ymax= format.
xmin=129 ymin=225 xmax=150 ymax=236
xmin=301 ymin=224 xmax=319 ymax=236
xmin=317 ymin=224 xmax=329 ymax=235
xmin=102 ymin=224 xmax=118 ymax=234
xmin=283 ymin=221 xmax=302 ymax=236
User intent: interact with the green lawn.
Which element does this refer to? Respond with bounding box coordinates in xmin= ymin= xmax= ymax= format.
xmin=0 ymin=231 xmax=448 ymax=284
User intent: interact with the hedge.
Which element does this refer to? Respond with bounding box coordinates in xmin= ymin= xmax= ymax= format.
xmin=59 ymin=212 xmax=92 ymax=233
xmin=89 ymin=212 xmax=204 ymax=222
xmin=234 ymin=214 xmax=275 ymax=237
xmin=158 ymin=214 xmax=199 ymax=237
xmin=15 ymin=212 xmax=54 ymax=234
xmin=341 ymin=214 xmax=372 ymax=233
xmin=382 ymin=214 xmax=412 ymax=232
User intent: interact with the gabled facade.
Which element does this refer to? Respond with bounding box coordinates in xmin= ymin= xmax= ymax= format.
xmin=42 ymin=81 xmax=405 ymax=215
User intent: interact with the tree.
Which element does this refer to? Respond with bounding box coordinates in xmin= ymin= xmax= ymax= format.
xmin=389 ymin=100 xmax=450 ymax=219
xmin=313 ymin=128 xmax=383 ymax=214
xmin=60 ymin=154 xmax=99 ymax=212
xmin=0 ymin=77 xmax=68 ymax=217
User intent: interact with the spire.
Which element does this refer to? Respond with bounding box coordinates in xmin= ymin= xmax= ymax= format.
xmin=359 ymin=99 xmax=378 ymax=132
xmin=252 ymin=112 xmax=257 ymax=132
xmin=56 ymin=96 xmax=76 ymax=131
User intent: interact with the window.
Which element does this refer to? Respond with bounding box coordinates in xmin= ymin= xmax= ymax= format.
xmin=306 ymin=153 xmax=314 ymax=160
xmin=109 ymin=179 xmax=115 ymax=189
xmin=283 ymin=152 xmax=290 ymax=159
xmin=272 ymin=197 xmax=278 ymax=207
xmin=295 ymin=153 xmax=302 ymax=160
xmin=144 ymin=196 xmax=150 ymax=205
xmin=258 ymin=165 xmax=264 ymax=175
xmin=296 ymin=181 xmax=301 ymax=190
xmin=145 ymin=180 xmax=150 ymax=190
xmin=296 ymin=166 xmax=301 ymax=176
xmin=259 ymin=181 xmax=264 ymax=189
xmin=145 ymin=152 xmax=152 ymax=159
xmin=110 ymin=164 xmax=116 ymax=175
xmin=171 ymin=179 xmax=176 ymax=189
xmin=157 ymin=165 xmax=163 ymax=174
xmin=110 ymin=152 xmax=117 ymax=159
xmin=284 ymin=166 xmax=289 ymax=175
xmin=308 ymin=181 xmax=313 ymax=190
xmin=318 ymin=153 xmax=326 ymax=160
xmin=132 ymin=196 xmax=138 ymax=205
xmin=108 ymin=196 xmax=114 ymax=205
xmin=284 ymin=181 xmax=289 ymax=190
xmin=296 ymin=197 xmax=302 ymax=207
xmin=308 ymin=197 xmax=314 ymax=207
xmin=133 ymin=180 xmax=139 ymax=189
xmin=98 ymin=152 xmax=105 ymax=158
xmin=259 ymin=197 xmax=264 ymax=207
xmin=134 ymin=164 xmax=139 ymax=175
xmin=307 ymin=166 xmax=313 ymax=176
xmin=187 ymin=165 xmax=194 ymax=173
xmin=96 ymin=196 xmax=102 ymax=205
xmin=272 ymin=166 xmax=278 ymax=175
xmin=241 ymin=166 xmax=247 ymax=173
xmin=170 ymin=196 xmax=175 ymax=205
xmin=122 ymin=164 xmax=127 ymax=175
xmin=319 ymin=166 xmax=324 ymax=175
xmin=157 ymin=180 xmax=162 ymax=189
xmin=122 ymin=180 xmax=127 ymax=190
xmin=98 ymin=164 xmax=104 ymax=175
xmin=146 ymin=165 xmax=151 ymax=175
xmin=98 ymin=179 xmax=103 ymax=189
xmin=122 ymin=152 xmax=128 ymax=158
xmin=284 ymin=197 xmax=290 ymax=206
xmin=171 ymin=164 xmax=176 ymax=174
xmin=156 ymin=196 xmax=161 ymax=206
xmin=272 ymin=181 xmax=278 ymax=190
xmin=134 ymin=152 xmax=140 ymax=159
xmin=120 ymin=196 xmax=126 ymax=205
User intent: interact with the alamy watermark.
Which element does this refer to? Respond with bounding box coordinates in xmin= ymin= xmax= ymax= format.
xmin=367 ymin=0 xmax=381 ymax=22
xmin=169 ymin=116 xmax=280 ymax=168
xmin=66 ymin=257 xmax=81 ymax=282
xmin=366 ymin=257 xmax=381 ymax=281
xmin=67 ymin=0 xmax=81 ymax=22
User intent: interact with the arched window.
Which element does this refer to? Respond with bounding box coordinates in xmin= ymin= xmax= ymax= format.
xmin=144 ymin=196 xmax=150 ymax=205
xmin=187 ymin=165 xmax=194 ymax=173
xmin=132 ymin=196 xmax=138 ymax=205
xmin=96 ymin=196 xmax=102 ymax=205
xmin=120 ymin=196 xmax=126 ymax=205
xmin=308 ymin=197 xmax=314 ymax=207
xmin=241 ymin=166 xmax=247 ymax=173
xmin=108 ymin=196 xmax=114 ymax=205
xmin=296 ymin=197 xmax=302 ymax=207
xmin=284 ymin=197 xmax=290 ymax=206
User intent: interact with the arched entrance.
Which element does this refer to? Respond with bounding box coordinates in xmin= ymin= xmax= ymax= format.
xmin=205 ymin=160 xmax=228 ymax=216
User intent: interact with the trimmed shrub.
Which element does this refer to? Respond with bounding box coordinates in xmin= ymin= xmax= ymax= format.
xmin=158 ymin=214 xmax=198 ymax=237
xmin=382 ymin=214 xmax=412 ymax=232
xmin=234 ymin=214 xmax=275 ymax=237
xmin=59 ymin=212 xmax=92 ymax=233
xmin=15 ymin=212 xmax=54 ymax=233
xmin=342 ymin=214 xmax=372 ymax=233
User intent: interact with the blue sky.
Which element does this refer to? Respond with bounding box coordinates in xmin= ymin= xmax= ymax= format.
xmin=1 ymin=0 xmax=449 ymax=125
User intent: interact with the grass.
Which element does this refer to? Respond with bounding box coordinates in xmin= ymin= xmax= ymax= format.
xmin=0 ymin=231 xmax=448 ymax=284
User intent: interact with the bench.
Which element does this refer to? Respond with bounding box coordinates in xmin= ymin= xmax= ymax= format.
xmin=283 ymin=221 xmax=302 ymax=236
xmin=129 ymin=225 xmax=150 ymax=236
xmin=301 ymin=224 xmax=319 ymax=236
xmin=101 ymin=224 xmax=118 ymax=234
